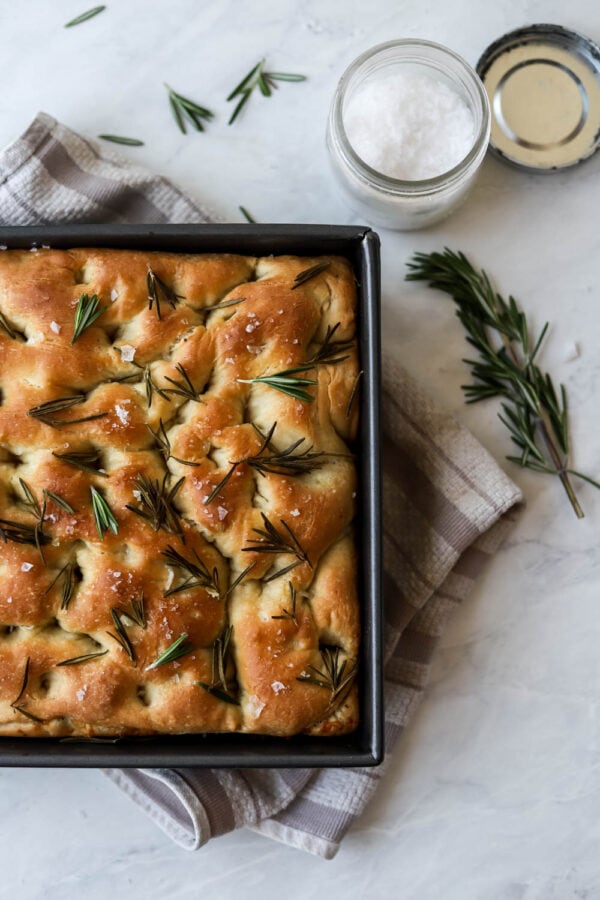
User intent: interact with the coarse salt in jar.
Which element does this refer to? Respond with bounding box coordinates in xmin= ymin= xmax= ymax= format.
xmin=326 ymin=40 xmax=491 ymax=230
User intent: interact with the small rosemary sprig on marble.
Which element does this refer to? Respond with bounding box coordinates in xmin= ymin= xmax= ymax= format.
xmin=52 ymin=448 xmax=108 ymax=476
xmin=204 ymin=421 xmax=325 ymax=504
xmin=98 ymin=134 xmax=144 ymax=146
xmin=297 ymin=645 xmax=357 ymax=708
xmin=125 ymin=473 xmax=184 ymax=535
xmin=71 ymin=293 xmax=107 ymax=344
xmin=227 ymin=59 xmax=306 ymax=125
xmin=146 ymin=419 xmax=199 ymax=467
xmin=291 ymin=262 xmax=330 ymax=291
xmin=239 ymin=206 xmax=256 ymax=223
xmin=271 ymin=582 xmax=299 ymax=626
xmin=242 ymin=512 xmax=310 ymax=581
xmin=64 ymin=5 xmax=105 ymax=27
xmin=196 ymin=626 xmax=239 ymax=705
xmin=90 ymin=486 xmax=118 ymax=539
xmin=147 ymin=269 xmax=184 ymax=320
xmin=164 ymin=84 xmax=214 ymax=134
xmin=146 ymin=633 xmax=194 ymax=670
xmin=28 ymin=395 xmax=108 ymax=428
xmin=406 ymin=248 xmax=600 ymax=519
xmin=238 ymin=364 xmax=317 ymax=403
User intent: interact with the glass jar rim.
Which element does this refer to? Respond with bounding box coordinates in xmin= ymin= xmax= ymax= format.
xmin=331 ymin=38 xmax=491 ymax=193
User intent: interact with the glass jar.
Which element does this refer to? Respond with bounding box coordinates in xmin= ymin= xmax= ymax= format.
xmin=326 ymin=39 xmax=491 ymax=230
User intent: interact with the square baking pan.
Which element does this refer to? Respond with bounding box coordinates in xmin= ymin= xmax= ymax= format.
xmin=0 ymin=224 xmax=382 ymax=768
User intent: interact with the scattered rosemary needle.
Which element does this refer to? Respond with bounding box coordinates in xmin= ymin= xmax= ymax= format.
xmin=271 ymin=582 xmax=299 ymax=626
xmin=239 ymin=206 xmax=256 ymax=223
xmin=238 ymin=364 xmax=317 ymax=403
xmin=146 ymin=419 xmax=199 ymax=467
xmin=98 ymin=134 xmax=144 ymax=146
xmin=162 ymin=363 xmax=202 ymax=402
xmin=56 ymin=650 xmax=108 ymax=667
xmin=345 ymin=370 xmax=363 ymax=419
xmin=196 ymin=626 xmax=239 ymax=705
xmin=125 ymin=473 xmax=184 ymax=535
xmin=146 ymin=633 xmax=194 ymax=670
xmin=90 ymin=486 xmax=118 ymax=539
xmin=297 ymin=645 xmax=357 ymax=709
xmin=307 ymin=322 xmax=353 ymax=366
xmin=64 ymin=5 xmax=105 ymax=27
xmin=45 ymin=561 xmax=77 ymax=611
xmin=72 ymin=293 xmax=107 ymax=344
xmin=0 ymin=310 xmax=17 ymax=340
xmin=0 ymin=517 xmax=49 ymax=550
xmin=164 ymin=83 xmax=214 ymax=134
xmin=406 ymin=248 xmax=600 ymax=519
xmin=291 ymin=262 xmax=330 ymax=290
xmin=161 ymin=545 xmax=221 ymax=598
xmin=227 ymin=59 xmax=306 ymax=125
xmin=242 ymin=512 xmax=311 ymax=581
xmin=28 ymin=395 xmax=108 ymax=428
xmin=52 ymin=448 xmax=108 ymax=476
xmin=43 ymin=489 xmax=75 ymax=514
xmin=118 ymin=595 xmax=146 ymax=629
xmin=107 ymin=608 xmax=136 ymax=665
xmin=11 ymin=657 xmax=30 ymax=708
xmin=147 ymin=268 xmax=184 ymax=320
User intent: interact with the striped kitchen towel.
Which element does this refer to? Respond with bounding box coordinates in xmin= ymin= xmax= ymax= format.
xmin=0 ymin=112 xmax=524 ymax=859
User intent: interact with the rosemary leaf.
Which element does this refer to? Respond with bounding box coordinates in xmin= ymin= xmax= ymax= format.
xmin=118 ymin=595 xmax=146 ymax=628
xmin=146 ymin=633 xmax=194 ymax=670
xmin=56 ymin=650 xmax=108 ymax=666
xmin=0 ymin=518 xmax=50 ymax=548
xmin=52 ymin=448 xmax=108 ymax=476
xmin=64 ymin=5 xmax=105 ymax=27
xmin=146 ymin=419 xmax=199 ymax=466
xmin=147 ymin=269 xmax=184 ymax=320
xmin=162 ymin=363 xmax=202 ymax=402
xmin=239 ymin=206 xmax=256 ymax=223
xmin=43 ymin=561 xmax=77 ymax=611
xmin=227 ymin=59 xmax=306 ymax=125
xmin=196 ymin=626 xmax=239 ymax=704
xmin=271 ymin=582 xmax=298 ymax=625
xmin=43 ymin=489 xmax=75 ymax=514
xmin=125 ymin=473 xmax=184 ymax=535
xmin=291 ymin=262 xmax=330 ymax=290
xmin=11 ymin=657 xmax=30 ymax=707
xmin=238 ymin=364 xmax=317 ymax=403
xmin=406 ymin=248 xmax=599 ymax=519
xmin=72 ymin=293 xmax=107 ymax=344
xmin=90 ymin=486 xmax=118 ymax=539
xmin=161 ymin=545 xmax=221 ymax=598
xmin=28 ymin=395 xmax=108 ymax=428
xmin=242 ymin=513 xmax=311 ymax=575
xmin=297 ymin=645 xmax=357 ymax=708
xmin=307 ymin=322 xmax=353 ymax=366
xmin=98 ymin=134 xmax=144 ymax=146
xmin=345 ymin=370 xmax=363 ymax=419
xmin=107 ymin=607 xmax=136 ymax=664
xmin=164 ymin=83 xmax=214 ymax=134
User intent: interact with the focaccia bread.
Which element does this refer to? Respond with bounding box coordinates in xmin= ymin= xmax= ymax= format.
xmin=0 ymin=247 xmax=360 ymax=738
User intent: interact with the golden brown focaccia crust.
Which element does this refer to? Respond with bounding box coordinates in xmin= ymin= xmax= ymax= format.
xmin=0 ymin=247 xmax=360 ymax=737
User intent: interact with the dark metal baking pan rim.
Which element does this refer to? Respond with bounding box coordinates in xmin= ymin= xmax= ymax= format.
xmin=0 ymin=224 xmax=382 ymax=768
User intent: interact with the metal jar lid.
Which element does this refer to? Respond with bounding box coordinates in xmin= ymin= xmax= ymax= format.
xmin=476 ymin=24 xmax=600 ymax=171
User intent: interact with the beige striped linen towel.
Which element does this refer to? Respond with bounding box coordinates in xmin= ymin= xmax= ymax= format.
xmin=0 ymin=112 xmax=524 ymax=859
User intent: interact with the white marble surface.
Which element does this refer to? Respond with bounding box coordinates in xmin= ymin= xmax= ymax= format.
xmin=1 ymin=1 xmax=600 ymax=898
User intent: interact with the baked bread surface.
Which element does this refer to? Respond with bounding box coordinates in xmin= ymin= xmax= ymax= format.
xmin=0 ymin=247 xmax=359 ymax=737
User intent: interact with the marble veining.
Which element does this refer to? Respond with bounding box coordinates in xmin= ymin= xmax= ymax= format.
xmin=1 ymin=1 xmax=600 ymax=898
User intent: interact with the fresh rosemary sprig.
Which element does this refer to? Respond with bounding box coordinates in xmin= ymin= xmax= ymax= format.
xmin=118 ymin=595 xmax=146 ymax=629
xmin=204 ymin=421 xmax=325 ymax=505
xmin=164 ymin=84 xmax=214 ymax=134
xmin=161 ymin=545 xmax=221 ymax=598
xmin=125 ymin=473 xmax=184 ymax=535
xmin=238 ymin=364 xmax=317 ymax=403
xmin=297 ymin=645 xmax=357 ymax=709
xmin=98 ymin=134 xmax=144 ymax=146
xmin=146 ymin=633 xmax=194 ymax=670
xmin=406 ymin=248 xmax=600 ymax=519
xmin=227 ymin=59 xmax=306 ymax=125
xmin=147 ymin=269 xmax=184 ymax=320
xmin=271 ymin=582 xmax=299 ymax=626
xmin=291 ymin=262 xmax=330 ymax=291
xmin=45 ymin=561 xmax=77 ymax=611
xmin=28 ymin=395 xmax=108 ymax=428
xmin=52 ymin=448 xmax=108 ymax=476
xmin=107 ymin=607 xmax=136 ymax=665
xmin=242 ymin=512 xmax=310 ymax=581
xmin=239 ymin=206 xmax=256 ymax=223
xmin=113 ymin=356 xmax=172 ymax=407
xmin=72 ymin=293 xmax=107 ymax=344
xmin=196 ymin=625 xmax=239 ymax=705
xmin=162 ymin=364 xmax=202 ymax=402
xmin=146 ymin=419 xmax=199 ymax=467
xmin=17 ymin=479 xmax=48 ymax=562
xmin=90 ymin=486 xmax=118 ymax=539
xmin=0 ymin=517 xmax=49 ymax=548
xmin=56 ymin=650 xmax=108 ymax=667
xmin=64 ymin=5 xmax=105 ymax=27
xmin=307 ymin=322 xmax=353 ymax=366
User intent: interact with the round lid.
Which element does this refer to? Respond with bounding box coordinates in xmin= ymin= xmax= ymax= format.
xmin=476 ymin=23 xmax=600 ymax=171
